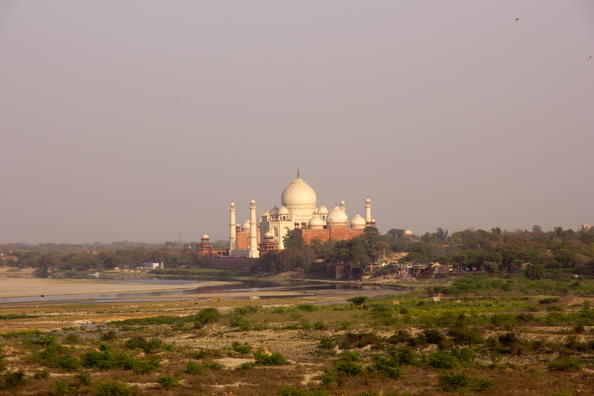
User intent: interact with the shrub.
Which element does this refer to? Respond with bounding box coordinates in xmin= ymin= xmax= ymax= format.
xmin=81 ymin=346 xmax=160 ymax=374
xmin=93 ymin=381 xmax=135 ymax=396
xmin=202 ymin=360 xmax=223 ymax=369
xmin=338 ymin=332 xmax=382 ymax=349
xmin=54 ymin=379 xmax=74 ymax=395
xmin=1 ymin=370 xmax=26 ymax=389
xmin=548 ymin=356 xmax=581 ymax=371
xmin=439 ymin=372 xmax=470 ymax=391
xmin=297 ymin=304 xmax=317 ymax=312
xmin=75 ymin=372 xmax=91 ymax=386
xmin=372 ymin=354 xmax=402 ymax=379
xmin=230 ymin=315 xmax=251 ymax=331
xmin=157 ymin=376 xmax=180 ymax=390
xmin=234 ymin=305 xmax=260 ymax=315
xmin=63 ymin=334 xmax=82 ymax=344
xmin=36 ymin=343 xmax=80 ymax=371
xmin=34 ymin=369 xmax=50 ymax=379
xmin=439 ymin=372 xmax=494 ymax=392
xmin=254 ymin=351 xmax=289 ymax=366
xmin=185 ymin=361 xmax=203 ymax=375
xmin=100 ymin=331 xmax=117 ymax=341
xmin=193 ymin=308 xmax=221 ymax=328
xmin=348 ymin=296 xmax=368 ymax=307
xmin=423 ymin=329 xmax=445 ymax=345
xmin=447 ymin=326 xmax=483 ymax=345
xmin=232 ymin=342 xmax=252 ymax=355
xmin=124 ymin=336 xmax=168 ymax=354
xmin=427 ymin=351 xmax=457 ymax=369
xmin=335 ymin=360 xmax=364 ymax=376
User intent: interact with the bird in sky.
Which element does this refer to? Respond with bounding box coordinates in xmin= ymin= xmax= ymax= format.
xmin=515 ymin=17 xmax=520 ymax=22
xmin=587 ymin=55 xmax=592 ymax=61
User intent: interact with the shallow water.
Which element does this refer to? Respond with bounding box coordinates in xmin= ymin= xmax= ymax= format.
xmin=0 ymin=278 xmax=406 ymax=305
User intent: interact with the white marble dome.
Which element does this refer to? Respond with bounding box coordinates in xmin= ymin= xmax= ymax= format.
xmin=351 ymin=214 xmax=366 ymax=230
xmin=281 ymin=177 xmax=317 ymax=210
xmin=201 ymin=233 xmax=210 ymax=240
xmin=327 ymin=205 xmax=348 ymax=224
xmin=242 ymin=219 xmax=251 ymax=231
xmin=318 ymin=205 xmax=329 ymax=215
xmin=308 ymin=215 xmax=326 ymax=229
xmin=278 ymin=206 xmax=290 ymax=215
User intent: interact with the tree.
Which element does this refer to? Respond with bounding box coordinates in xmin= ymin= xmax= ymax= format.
xmin=524 ymin=263 xmax=544 ymax=280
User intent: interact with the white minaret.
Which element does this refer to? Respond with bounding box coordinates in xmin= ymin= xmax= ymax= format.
xmin=248 ymin=199 xmax=259 ymax=258
xmin=365 ymin=197 xmax=372 ymax=224
xmin=229 ymin=202 xmax=237 ymax=254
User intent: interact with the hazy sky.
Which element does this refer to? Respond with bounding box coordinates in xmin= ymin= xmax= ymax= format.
xmin=1 ymin=1 xmax=593 ymax=244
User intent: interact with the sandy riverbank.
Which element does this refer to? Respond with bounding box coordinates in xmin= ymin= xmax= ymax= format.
xmin=0 ymin=278 xmax=236 ymax=298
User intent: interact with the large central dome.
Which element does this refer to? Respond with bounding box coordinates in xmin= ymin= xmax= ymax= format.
xmin=281 ymin=177 xmax=317 ymax=213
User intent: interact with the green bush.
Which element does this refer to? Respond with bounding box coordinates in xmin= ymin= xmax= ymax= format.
xmin=439 ymin=372 xmax=470 ymax=391
xmin=232 ymin=342 xmax=252 ymax=354
xmin=124 ymin=336 xmax=169 ymax=354
xmin=230 ymin=315 xmax=251 ymax=331
xmin=100 ymin=331 xmax=117 ymax=341
xmin=81 ymin=346 xmax=160 ymax=374
xmin=75 ymin=372 xmax=91 ymax=386
xmin=185 ymin=360 xmax=203 ymax=375
xmin=297 ymin=304 xmax=317 ymax=312
xmin=36 ymin=343 xmax=80 ymax=371
xmin=34 ymin=369 xmax=50 ymax=379
xmin=63 ymin=333 xmax=82 ymax=344
xmin=548 ymin=356 xmax=581 ymax=371
xmin=93 ymin=381 xmax=135 ymax=396
xmin=427 ymin=351 xmax=458 ymax=369
xmin=157 ymin=375 xmax=180 ymax=390
xmin=193 ymin=308 xmax=221 ymax=328
xmin=372 ymin=354 xmax=402 ymax=379
xmin=335 ymin=360 xmax=364 ymax=376
xmin=254 ymin=351 xmax=289 ymax=366
xmin=348 ymin=296 xmax=368 ymax=307
xmin=1 ymin=370 xmax=26 ymax=389
xmin=234 ymin=305 xmax=260 ymax=315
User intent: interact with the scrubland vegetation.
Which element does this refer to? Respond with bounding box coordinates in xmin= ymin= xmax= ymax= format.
xmin=0 ymin=275 xmax=592 ymax=395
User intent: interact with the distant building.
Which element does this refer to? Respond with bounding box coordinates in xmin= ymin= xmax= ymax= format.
xmin=203 ymin=174 xmax=378 ymax=259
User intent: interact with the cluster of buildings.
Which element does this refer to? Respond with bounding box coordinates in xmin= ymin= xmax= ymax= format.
xmin=198 ymin=174 xmax=376 ymax=259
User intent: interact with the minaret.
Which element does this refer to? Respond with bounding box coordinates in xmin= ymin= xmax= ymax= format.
xmin=229 ymin=202 xmax=236 ymax=254
xmin=365 ymin=197 xmax=372 ymax=224
xmin=248 ymin=199 xmax=259 ymax=258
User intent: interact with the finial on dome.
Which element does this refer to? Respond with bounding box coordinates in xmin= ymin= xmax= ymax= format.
xmin=297 ymin=168 xmax=300 ymax=178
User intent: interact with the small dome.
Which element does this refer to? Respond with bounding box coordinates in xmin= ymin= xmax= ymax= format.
xmin=230 ymin=201 xmax=236 ymax=208
xmin=278 ymin=206 xmax=289 ymax=215
xmin=308 ymin=215 xmax=325 ymax=230
xmin=270 ymin=206 xmax=279 ymax=215
xmin=351 ymin=214 xmax=366 ymax=229
xmin=327 ymin=206 xmax=348 ymax=224
xmin=365 ymin=197 xmax=371 ymax=204
xmin=264 ymin=230 xmax=274 ymax=239
xmin=242 ymin=219 xmax=251 ymax=231
xmin=404 ymin=229 xmax=414 ymax=236
xmin=201 ymin=233 xmax=210 ymax=240
xmin=318 ymin=205 xmax=329 ymax=215
xmin=262 ymin=210 xmax=270 ymax=217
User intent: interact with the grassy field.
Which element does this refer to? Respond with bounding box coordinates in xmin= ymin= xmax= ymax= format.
xmin=0 ymin=275 xmax=593 ymax=395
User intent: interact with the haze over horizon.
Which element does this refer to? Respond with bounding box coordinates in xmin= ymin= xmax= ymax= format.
xmin=1 ymin=1 xmax=593 ymax=244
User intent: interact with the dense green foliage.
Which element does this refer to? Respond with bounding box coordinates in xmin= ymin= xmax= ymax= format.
xmin=257 ymin=226 xmax=594 ymax=278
